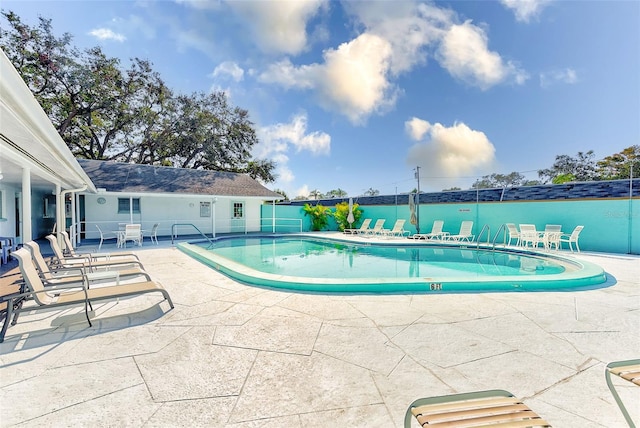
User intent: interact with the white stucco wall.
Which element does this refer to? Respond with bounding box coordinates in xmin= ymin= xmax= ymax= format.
xmin=80 ymin=192 xmax=267 ymax=241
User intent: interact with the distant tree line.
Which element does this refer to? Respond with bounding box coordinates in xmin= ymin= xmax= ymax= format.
xmin=0 ymin=11 xmax=276 ymax=183
xmin=473 ymin=147 xmax=639 ymax=189
xmin=291 ymin=146 xmax=639 ymax=200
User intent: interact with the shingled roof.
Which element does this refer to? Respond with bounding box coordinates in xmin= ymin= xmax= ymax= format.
xmin=77 ymin=159 xmax=281 ymax=198
xmin=284 ymin=178 xmax=640 ymax=206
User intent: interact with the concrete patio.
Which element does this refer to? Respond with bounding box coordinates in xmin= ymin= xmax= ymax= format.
xmin=0 ymin=236 xmax=638 ymax=427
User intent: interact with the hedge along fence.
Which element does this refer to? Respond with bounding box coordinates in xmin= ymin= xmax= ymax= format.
xmin=262 ymin=197 xmax=639 ymax=254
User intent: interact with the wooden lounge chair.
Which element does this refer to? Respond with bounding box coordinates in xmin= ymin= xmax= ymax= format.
xmin=46 ymin=235 xmax=144 ymax=271
xmin=605 ymin=359 xmax=640 ymax=427
xmin=24 ymin=241 xmax=151 ymax=287
xmin=344 ymin=218 xmax=371 ymax=235
xmin=411 ymin=220 xmax=447 ymax=240
xmin=404 ymin=389 xmax=552 ymax=427
xmin=0 ymin=248 xmax=173 ymax=343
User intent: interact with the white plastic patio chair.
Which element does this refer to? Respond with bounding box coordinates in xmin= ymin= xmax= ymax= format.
xmin=122 ymin=224 xmax=143 ymax=248
xmin=559 ymin=225 xmax=584 ymax=252
xmin=505 ymin=223 xmax=521 ymax=246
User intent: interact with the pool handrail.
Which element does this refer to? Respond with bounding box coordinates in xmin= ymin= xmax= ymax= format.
xmin=171 ymin=223 xmax=215 ymax=246
xmin=490 ymin=223 xmax=508 ymax=250
xmin=476 ymin=224 xmax=491 ymax=248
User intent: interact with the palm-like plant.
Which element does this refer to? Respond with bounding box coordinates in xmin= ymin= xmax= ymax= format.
xmin=334 ymin=201 xmax=363 ymax=231
xmin=302 ymin=203 xmax=333 ymax=231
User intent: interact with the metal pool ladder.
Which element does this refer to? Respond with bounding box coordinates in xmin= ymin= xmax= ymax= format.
xmin=171 ymin=223 xmax=215 ymax=247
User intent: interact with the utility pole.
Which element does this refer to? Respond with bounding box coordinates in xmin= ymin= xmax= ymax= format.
xmin=415 ymin=166 xmax=421 ymax=234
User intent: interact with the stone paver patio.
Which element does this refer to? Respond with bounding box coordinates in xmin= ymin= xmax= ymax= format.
xmin=1 ymin=235 xmax=638 ymax=427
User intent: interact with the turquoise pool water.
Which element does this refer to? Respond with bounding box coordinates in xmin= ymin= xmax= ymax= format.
xmin=178 ymin=235 xmax=608 ymax=293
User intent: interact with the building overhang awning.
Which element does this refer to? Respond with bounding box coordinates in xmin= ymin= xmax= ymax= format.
xmin=0 ymin=49 xmax=96 ymax=192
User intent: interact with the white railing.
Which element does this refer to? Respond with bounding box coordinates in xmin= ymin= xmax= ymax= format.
xmin=68 ymin=217 xmax=303 ymax=246
xmin=260 ymin=217 xmax=303 ymax=233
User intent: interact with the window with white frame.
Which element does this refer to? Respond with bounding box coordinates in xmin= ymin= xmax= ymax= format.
xmin=232 ymin=202 xmax=244 ymax=219
xmin=200 ymin=201 xmax=211 ymax=217
xmin=118 ymin=198 xmax=141 ymax=214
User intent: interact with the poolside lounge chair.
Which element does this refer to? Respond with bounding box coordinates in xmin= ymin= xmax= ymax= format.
xmin=380 ymin=219 xmax=410 ymax=238
xmin=559 ymin=225 xmax=583 ymax=252
xmin=60 ymin=230 xmax=139 ymax=260
xmin=404 ymin=389 xmax=551 ymax=427
xmin=45 ymin=235 xmax=144 ymax=271
xmin=363 ymin=219 xmax=386 ymax=237
xmin=411 ymin=220 xmax=447 ymax=240
xmin=0 ymin=248 xmax=173 ymax=343
xmin=605 ymin=359 xmax=640 ymax=427
xmin=24 ymin=241 xmax=151 ymax=287
xmin=344 ymin=218 xmax=371 ymax=235
xmin=505 ymin=223 xmax=521 ymax=246
xmin=447 ymin=220 xmax=475 ymax=242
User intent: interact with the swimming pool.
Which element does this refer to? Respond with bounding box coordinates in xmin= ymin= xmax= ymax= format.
xmin=177 ymin=235 xmax=608 ymax=293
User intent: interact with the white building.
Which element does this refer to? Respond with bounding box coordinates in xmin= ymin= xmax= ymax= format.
xmin=77 ymin=159 xmax=281 ymax=242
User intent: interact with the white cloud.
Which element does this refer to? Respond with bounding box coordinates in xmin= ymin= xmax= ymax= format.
xmin=258 ymin=2 xmax=527 ymax=123
xmin=227 ymin=0 xmax=327 ymax=55
xmin=405 ymin=117 xmax=431 ymax=141
xmin=88 ymin=28 xmax=126 ymax=42
xmin=540 ymin=68 xmax=578 ymax=88
xmin=260 ymin=33 xmax=397 ymax=124
xmin=254 ymin=112 xmax=331 ymax=186
xmin=295 ymin=184 xmax=310 ymax=198
xmin=500 ymin=0 xmax=552 ymax=23
xmin=259 ymin=58 xmax=318 ymax=89
xmin=406 ymin=120 xmax=496 ymax=185
xmin=212 ymin=61 xmax=244 ymax=82
xmin=436 ymin=20 xmax=528 ymax=90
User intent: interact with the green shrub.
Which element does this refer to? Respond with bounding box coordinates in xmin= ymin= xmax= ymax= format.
xmin=302 ymin=203 xmax=333 ymax=231
xmin=334 ymin=201 xmax=363 ymax=232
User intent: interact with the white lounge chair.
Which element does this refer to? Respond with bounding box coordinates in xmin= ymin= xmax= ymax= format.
xmin=60 ymin=230 xmax=139 ymax=260
xmin=559 ymin=225 xmax=584 ymax=252
xmin=447 ymin=220 xmax=475 ymax=242
xmin=0 ymin=248 xmax=173 ymax=343
xmin=24 ymin=241 xmax=151 ymax=287
xmin=45 ymin=235 xmax=144 ymax=271
xmin=380 ymin=219 xmax=410 ymax=238
xmin=344 ymin=218 xmax=371 ymax=235
xmin=363 ymin=219 xmax=386 ymax=237
xmin=411 ymin=220 xmax=446 ymax=240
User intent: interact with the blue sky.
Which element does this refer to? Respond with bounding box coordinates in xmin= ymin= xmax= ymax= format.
xmin=3 ymin=0 xmax=639 ymax=197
